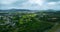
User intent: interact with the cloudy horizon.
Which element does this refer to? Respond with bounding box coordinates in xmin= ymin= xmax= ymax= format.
xmin=0 ymin=0 xmax=60 ymax=10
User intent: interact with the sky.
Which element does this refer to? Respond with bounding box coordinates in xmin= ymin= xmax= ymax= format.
xmin=0 ymin=0 xmax=60 ymax=10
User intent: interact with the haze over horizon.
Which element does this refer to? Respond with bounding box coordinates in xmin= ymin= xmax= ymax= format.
xmin=0 ymin=0 xmax=60 ymax=10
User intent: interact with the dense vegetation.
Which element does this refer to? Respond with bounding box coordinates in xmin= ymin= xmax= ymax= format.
xmin=0 ymin=11 xmax=60 ymax=32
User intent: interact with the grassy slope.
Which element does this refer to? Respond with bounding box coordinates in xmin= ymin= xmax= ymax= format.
xmin=48 ymin=23 xmax=60 ymax=32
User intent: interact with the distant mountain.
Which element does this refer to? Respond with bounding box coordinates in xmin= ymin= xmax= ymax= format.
xmin=0 ymin=9 xmax=60 ymax=13
xmin=0 ymin=9 xmax=32 ymax=12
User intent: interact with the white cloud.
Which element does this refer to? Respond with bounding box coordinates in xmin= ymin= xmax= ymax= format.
xmin=0 ymin=0 xmax=60 ymax=10
xmin=28 ymin=0 xmax=46 ymax=6
xmin=16 ymin=0 xmax=46 ymax=10
xmin=0 ymin=0 xmax=18 ymax=4
xmin=48 ymin=2 xmax=56 ymax=5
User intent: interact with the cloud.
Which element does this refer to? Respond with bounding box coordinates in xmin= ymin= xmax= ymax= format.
xmin=48 ymin=2 xmax=56 ymax=5
xmin=28 ymin=0 xmax=46 ymax=6
xmin=0 ymin=0 xmax=60 ymax=10
xmin=46 ymin=0 xmax=60 ymax=2
xmin=0 ymin=0 xmax=18 ymax=5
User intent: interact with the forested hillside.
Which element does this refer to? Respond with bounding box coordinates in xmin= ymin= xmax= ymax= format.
xmin=0 ymin=11 xmax=60 ymax=32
